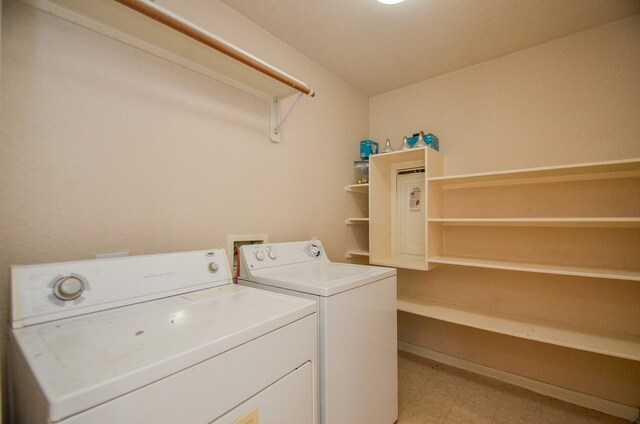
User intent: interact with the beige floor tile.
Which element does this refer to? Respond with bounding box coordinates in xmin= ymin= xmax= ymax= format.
xmin=497 ymin=386 xmax=542 ymax=419
xmin=398 ymin=400 xmax=447 ymax=424
xmin=397 ymin=353 xmax=627 ymax=424
xmin=413 ymin=389 xmax=457 ymax=418
xmin=422 ymin=369 xmax=469 ymax=398
xmin=400 ymin=356 xmax=430 ymax=375
xmin=494 ymin=392 xmax=541 ymax=424
xmin=456 ymin=381 xmax=502 ymax=415
xmin=400 ymin=386 xmax=419 ymax=409
xmin=400 ymin=367 xmax=426 ymax=391
xmin=443 ymin=401 xmax=494 ymax=424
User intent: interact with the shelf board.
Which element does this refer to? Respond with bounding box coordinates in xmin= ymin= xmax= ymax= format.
xmin=397 ymin=295 xmax=640 ymax=361
xmin=427 ymin=218 xmax=640 ymax=228
xmin=428 ymin=256 xmax=640 ymax=281
xmin=345 ymin=183 xmax=369 ymax=193
xmin=345 ymin=218 xmax=369 ymax=225
xmin=21 ymin=0 xmax=308 ymax=100
xmin=369 ymin=256 xmax=429 ymax=271
xmin=345 ymin=249 xmax=370 ymax=259
xmin=428 ymin=158 xmax=640 ymax=188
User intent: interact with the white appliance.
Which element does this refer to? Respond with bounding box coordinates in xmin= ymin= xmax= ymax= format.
xmin=9 ymin=248 xmax=318 ymax=424
xmin=238 ymin=240 xmax=397 ymax=424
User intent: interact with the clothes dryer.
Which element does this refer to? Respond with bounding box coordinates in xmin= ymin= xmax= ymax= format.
xmin=9 ymin=249 xmax=318 ymax=424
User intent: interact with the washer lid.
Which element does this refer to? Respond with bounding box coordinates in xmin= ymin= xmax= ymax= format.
xmin=246 ymin=262 xmax=396 ymax=296
xmin=11 ymin=284 xmax=316 ymax=422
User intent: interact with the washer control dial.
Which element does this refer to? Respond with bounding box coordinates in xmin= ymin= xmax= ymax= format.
xmin=306 ymin=243 xmax=322 ymax=258
xmin=255 ymin=250 xmax=266 ymax=261
xmin=208 ymin=261 xmax=219 ymax=273
xmin=268 ymin=249 xmax=278 ymax=260
xmin=53 ymin=276 xmax=85 ymax=301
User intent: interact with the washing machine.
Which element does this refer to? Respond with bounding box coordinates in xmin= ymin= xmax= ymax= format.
xmin=238 ymin=240 xmax=397 ymax=424
xmin=9 ymin=248 xmax=318 ymax=424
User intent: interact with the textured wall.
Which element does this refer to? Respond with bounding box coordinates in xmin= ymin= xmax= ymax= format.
xmin=0 ymin=0 xmax=368 ymax=414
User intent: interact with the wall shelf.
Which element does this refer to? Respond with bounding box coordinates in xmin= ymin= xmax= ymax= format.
xmin=424 ymin=157 xmax=640 ymax=277
xmin=428 ymin=217 xmax=640 ymax=228
xmin=345 ymin=183 xmax=369 ymax=193
xmin=397 ymin=295 xmax=640 ymax=362
xmin=428 ymin=256 xmax=640 ymax=281
xmin=345 ymin=218 xmax=369 ymax=225
xmin=428 ymin=158 xmax=640 ymax=189
xmin=20 ymin=0 xmax=315 ymax=142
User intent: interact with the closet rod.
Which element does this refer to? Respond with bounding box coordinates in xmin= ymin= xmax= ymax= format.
xmin=113 ymin=0 xmax=316 ymax=97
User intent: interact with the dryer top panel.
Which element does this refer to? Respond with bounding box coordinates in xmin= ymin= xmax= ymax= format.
xmin=11 ymin=284 xmax=316 ymax=421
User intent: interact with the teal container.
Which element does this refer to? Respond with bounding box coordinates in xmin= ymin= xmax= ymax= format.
xmin=360 ymin=140 xmax=379 ymax=160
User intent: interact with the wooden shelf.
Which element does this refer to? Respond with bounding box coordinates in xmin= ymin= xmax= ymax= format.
xmin=23 ymin=0 xmax=310 ymax=99
xmin=428 ymin=256 xmax=640 ymax=281
xmin=428 ymin=158 xmax=640 ymax=189
xmin=428 ymin=218 xmax=640 ymax=228
xmin=397 ymin=295 xmax=640 ymax=362
xmin=345 ymin=249 xmax=369 ymax=259
xmin=345 ymin=183 xmax=369 ymax=193
xmin=345 ymin=218 xmax=369 ymax=225
xmin=369 ymin=257 xmax=428 ymax=271
xmin=20 ymin=0 xmax=314 ymax=142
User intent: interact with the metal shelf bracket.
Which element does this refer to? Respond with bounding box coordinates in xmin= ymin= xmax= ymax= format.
xmin=270 ymin=92 xmax=304 ymax=142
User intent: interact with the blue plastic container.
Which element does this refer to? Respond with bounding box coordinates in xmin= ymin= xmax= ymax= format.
xmin=360 ymin=140 xmax=379 ymax=160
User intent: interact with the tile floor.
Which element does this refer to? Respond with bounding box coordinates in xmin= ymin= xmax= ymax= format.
xmin=398 ymin=350 xmax=633 ymax=424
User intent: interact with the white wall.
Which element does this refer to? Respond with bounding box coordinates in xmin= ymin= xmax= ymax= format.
xmin=370 ymin=15 xmax=640 ymax=407
xmin=0 ymin=0 xmax=368 ymax=415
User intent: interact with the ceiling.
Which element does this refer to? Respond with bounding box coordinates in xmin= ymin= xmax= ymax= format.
xmin=220 ymin=0 xmax=640 ymax=96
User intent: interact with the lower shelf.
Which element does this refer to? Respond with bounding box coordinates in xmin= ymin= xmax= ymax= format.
xmin=345 ymin=249 xmax=369 ymax=259
xmin=397 ymin=295 xmax=640 ymax=361
xmin=428 ymin=256 xmax=640 ymax=281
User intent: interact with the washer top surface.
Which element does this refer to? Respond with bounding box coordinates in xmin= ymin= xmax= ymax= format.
xmin=240 ymin=241 xmax=396 ymax=296
xmin=12 ymin=284 xmax=316 ymax=422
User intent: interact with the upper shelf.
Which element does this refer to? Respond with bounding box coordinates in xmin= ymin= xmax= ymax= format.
xmin=428 ymin=158 xmax=640 ymax=188
xmin=21 ymin=0 xmax=314 ymax=101
xmin=428 ymin=218 xmax=640 ymax=228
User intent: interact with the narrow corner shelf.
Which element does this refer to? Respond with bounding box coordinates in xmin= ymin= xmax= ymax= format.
xmin=345 ymin=249 xmax=370 ymax=259
xmin=397 ymin=295 xmax=640 ymax=362
xmin=345 ymin=183 xmax=369 ymax=193
xmin=427 ymin=256 xmax=640 ymax=281
xmin=345 ymin=218 xmax=369 ymax=225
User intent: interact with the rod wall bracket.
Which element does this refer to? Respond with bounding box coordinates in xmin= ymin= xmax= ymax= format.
xmin=270 ymin=92 xmax=305 ymax=142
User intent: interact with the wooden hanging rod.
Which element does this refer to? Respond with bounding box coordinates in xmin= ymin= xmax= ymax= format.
xmin=113 ymin=0 xmax=315 ymax=97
